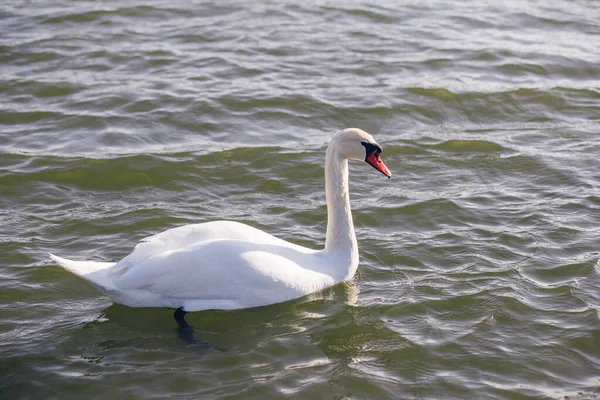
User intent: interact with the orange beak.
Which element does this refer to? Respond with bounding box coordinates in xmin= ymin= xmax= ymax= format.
xmin=366 ymin=151 xmax=391 ymax=178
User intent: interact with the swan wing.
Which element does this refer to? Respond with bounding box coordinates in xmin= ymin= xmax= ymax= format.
xmin=109 ymin=221 xmax=290 ymax=277
xmin=110 ymin=239 xmax=331 ymax=310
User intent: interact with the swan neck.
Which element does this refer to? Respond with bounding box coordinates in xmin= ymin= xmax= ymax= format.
xmin=324 ymin=147 xmax=358 ymax=268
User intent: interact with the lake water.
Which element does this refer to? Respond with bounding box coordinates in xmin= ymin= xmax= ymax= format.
xmin=1 ymin=1 xmax=599 ymax=399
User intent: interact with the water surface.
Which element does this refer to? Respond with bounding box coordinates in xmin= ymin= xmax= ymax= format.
xmin=1 ymin=1 xmax=599 ymax=399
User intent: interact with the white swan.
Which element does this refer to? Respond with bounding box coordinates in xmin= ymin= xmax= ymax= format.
xmin=49 ymin=128 xmax=391 ymax=321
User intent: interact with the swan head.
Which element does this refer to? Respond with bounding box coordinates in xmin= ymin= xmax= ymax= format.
xmin=330 ymin=128 xmax=392 ymax=178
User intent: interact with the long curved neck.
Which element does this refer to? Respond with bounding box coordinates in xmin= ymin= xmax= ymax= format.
xmin=324 ymin=146 xmax=359 ymax=277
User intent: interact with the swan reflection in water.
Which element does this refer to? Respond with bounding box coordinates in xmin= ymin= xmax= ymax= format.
xmin=96 ymin=279 xmax=360 ymax=346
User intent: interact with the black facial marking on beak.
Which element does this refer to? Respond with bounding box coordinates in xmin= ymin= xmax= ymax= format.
xmin=361 ymin=141 xmax=382 ymax=160
xmin=361 ymin=140 xmax=391 ymax=178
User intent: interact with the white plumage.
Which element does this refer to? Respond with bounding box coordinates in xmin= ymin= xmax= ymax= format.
xmin=50 ymin=128 xmax=391 ymax=312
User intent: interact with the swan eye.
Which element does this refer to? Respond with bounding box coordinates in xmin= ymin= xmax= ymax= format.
xmin=360 ymin=141 xmax=382 ymax=160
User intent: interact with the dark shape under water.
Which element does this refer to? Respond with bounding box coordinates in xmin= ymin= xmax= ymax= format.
xmin=174 ymin=307 xmax=213 ymax=348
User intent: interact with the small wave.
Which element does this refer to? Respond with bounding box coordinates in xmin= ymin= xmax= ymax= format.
xmin=429 ymin=139 xmax=505 ymax=153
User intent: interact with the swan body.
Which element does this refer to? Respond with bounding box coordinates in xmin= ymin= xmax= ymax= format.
xmin=50 ymin=128 xmax=391 ymax=312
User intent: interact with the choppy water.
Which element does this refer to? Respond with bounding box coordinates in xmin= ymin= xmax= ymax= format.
xmin=2 ymin=1 xmax=600 ymax=399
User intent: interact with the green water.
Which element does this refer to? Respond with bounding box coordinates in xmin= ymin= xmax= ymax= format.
xmin=1 ymin=1 xmax=599 ymax=399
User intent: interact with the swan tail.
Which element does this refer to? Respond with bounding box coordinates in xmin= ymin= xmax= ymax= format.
xmin=49 ymin=253 xmax=117 ymax=290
